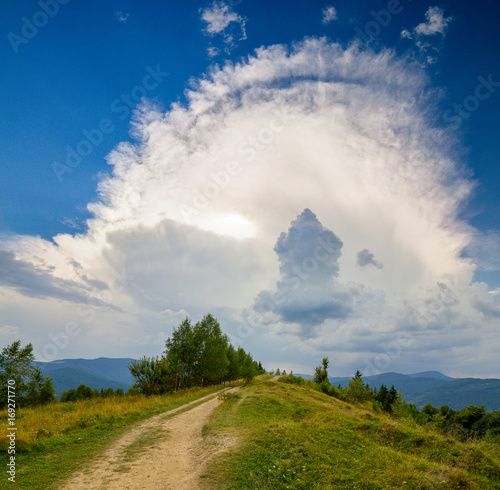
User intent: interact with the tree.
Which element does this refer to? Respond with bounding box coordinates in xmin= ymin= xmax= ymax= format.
xmin=376 ymin=384 xmax=391 ymax=411
xmin=24 ymin=367 xmax=56 ymax=406
xmin=132 ymin=314 xmax=264 ymax=393
xmin=101 ymin=387 xmax=115 ymax=397
xmin=191 ymin=314 xmax=229 ymax=386
xmin=455 ymin=405 xmax=487 ymax=430
xmin=226 ymin=344 xmax=240 ymax=382
xmin=164 ymin=318 xmax=197 ymax=390
xmin=76 ymin=384 xmax=94 ymax=400
xmin=60 ymin=388 xmax=77 ymax=402
xmin=39 ymin=375 xmax=57 ymax=405
xmin=0 ymin=340 xmax=55 ymax=407
xmin=313 ymin=358 xmax=329 ymax=384
xmin=240 ymin=351 xmax=257 ymax=384
xmin=128 ymin=356 xmax=174 ymax=395
xmin=388 ymin=385 xmax=398 ymax=406
xmin=347 ymin=371 xmax=372 ymax=402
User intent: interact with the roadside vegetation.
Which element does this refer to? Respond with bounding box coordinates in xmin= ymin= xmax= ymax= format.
xmin=3 ymin=330 xmax=500 ymax=488
xmin=201 ymin=375 xmax=500 ymax=489
xmin=128 ymin=314 xmax=265 ymax=394
xmin=0 ymin=314 xmax=264 ymax=488
xmin=306 ymin=358 xmax=500 ymax=443
xmin=0 ymin=341 xmax=56 ymax=409
xmin=0 ymin=384 xmax=230 ymax=489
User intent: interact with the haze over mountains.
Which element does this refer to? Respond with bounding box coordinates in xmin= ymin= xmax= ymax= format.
xmin=297 ymin=371 xmax=500 ymax=411
xmin=33 ymin=357 xmax=500 ymax=410
xmin=33 ymin=358 xmax=135 ymax=397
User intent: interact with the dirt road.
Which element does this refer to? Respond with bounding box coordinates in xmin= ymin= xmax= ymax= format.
xmin=61 ymin=387 xmax=239 ymax=489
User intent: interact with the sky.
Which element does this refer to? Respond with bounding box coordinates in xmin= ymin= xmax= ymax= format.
xmin=1 ymin=0 xmax=499 ymax=377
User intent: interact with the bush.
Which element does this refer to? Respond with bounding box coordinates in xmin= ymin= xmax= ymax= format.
xmin=346 ymin=378 xmax=372 ymax=403
xmin=318 ymin=380 xmax=336 ymax=397
xmin=280 ymin=373 xmax=305 ymax=385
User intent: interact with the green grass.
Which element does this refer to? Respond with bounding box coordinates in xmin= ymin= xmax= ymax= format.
xmin=201 ymin=378 xmax=500 ymax=489
xmin=0 ymin=384 xmax=229 ymax=489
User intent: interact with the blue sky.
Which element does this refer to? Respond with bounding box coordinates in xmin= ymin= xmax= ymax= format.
xmin=1 ymin=0 xmax=499 ymax=376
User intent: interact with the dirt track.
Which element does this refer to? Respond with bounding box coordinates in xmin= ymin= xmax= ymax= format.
xmin=61 ymin=387 xmax=239 ymax=489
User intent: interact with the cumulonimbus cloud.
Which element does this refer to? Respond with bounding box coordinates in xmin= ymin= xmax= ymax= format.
xmin=1 ymin=38 xmax=498 ymax=375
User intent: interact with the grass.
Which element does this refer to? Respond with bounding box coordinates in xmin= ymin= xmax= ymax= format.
xmin=0 ymin=384 xmax=229 ymax=489
xmin=200 ymin=378 xmax=500 ymax=489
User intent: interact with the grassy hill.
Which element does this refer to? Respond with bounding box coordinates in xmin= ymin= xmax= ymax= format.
xmin=1 ymin=385 xmax=226 ymax=488
xmin=3 ymin=375 xmax=500 ymax=488
xmin=201 ymin=376 xmax=500 ymax=489
xmin=297 ymin=371 xmax=500 ymax=410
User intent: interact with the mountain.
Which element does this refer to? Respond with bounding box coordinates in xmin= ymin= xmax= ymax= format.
xmin=33 ymin=357 xmax=135 ymax=397
xmin=409 ymin=378 xmax=500 ymax=411
xmin=42 ymin=367 xmax=131 ymax=397
xmin=295 ymin=371 xmax=500 ymax=411
xmin=325 ymin=372 xmax=454 ymax=396
xmin=406 ymin=371 xmax=453 ymax=381
xmin=34 ymin=357 xmax=134 ymax=384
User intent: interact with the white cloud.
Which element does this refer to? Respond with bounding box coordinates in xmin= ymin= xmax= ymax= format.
xmin=0 ymin=325 xmax=20 ymax=338
xmin=201 ymin=2 xmax=239 ymax=34
xmin=464 ymin=231 xmax=500 ymax=271
xmin=200 ymin=2 xmax=246 ymax=52
xmin=401 ymin=6 xmax=452 ymax=66
xmin=400 ymin=29 xmax=412 ymax=39
xmin=322 ymin=6 xmax=337 ymax=25
xmin=1 ymin=38 xmax=498 ymax=376
xmin=415 ymin=6 xmax=452 ymax=36
xmin=115 ymin=11 xmax=129 ymax=23
xmin=207 ymin=46 xmax=220 ymax=58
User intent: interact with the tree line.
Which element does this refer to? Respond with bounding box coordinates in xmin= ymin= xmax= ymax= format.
xmin=128 ymin=314 xmax=265 ymax=395
xmin=1 ymin=314 xmax=264 ymax=407
xmin=60 ymin=385 xmax=125 ymax=402
xmin=0 ymin=340 xmax=56 ymax=408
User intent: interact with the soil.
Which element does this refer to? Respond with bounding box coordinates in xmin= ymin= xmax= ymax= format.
xmin=60 ymin=387 xmax=240 ymax=489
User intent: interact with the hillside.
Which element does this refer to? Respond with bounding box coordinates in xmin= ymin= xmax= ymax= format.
xmin=201 ymin=377 xmax=500 ymax=488
xmin=33 ymin=357 xmax=134 ymax=396
xmin=34 ymin=357 xmax=134 ymax=385
xmin=297 ymin=371 xmax=500 ymax=410
xmin=3 ymin=375 xmax=500 ymax=488
xmin=411 ymin=378 xmax=500 ymax=411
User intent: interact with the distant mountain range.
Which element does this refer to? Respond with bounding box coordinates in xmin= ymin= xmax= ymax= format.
xmin=33 ymin=357 xmax=500 ymax=410
xmin=295 ymin=371 xmax=500 ymax=411
xmin=33 ymin=358 xmax=135 ymax=398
